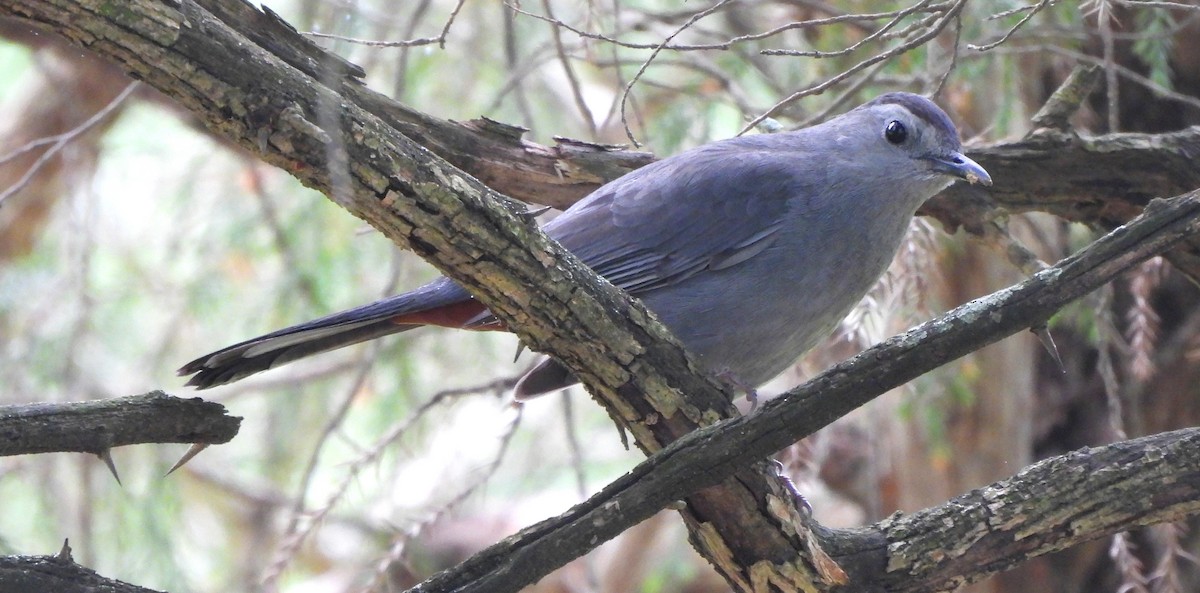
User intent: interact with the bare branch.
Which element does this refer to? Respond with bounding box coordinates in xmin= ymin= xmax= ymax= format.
xmin=409 ymin=189 xmax=1200 ymax=593
xmin=0 ymin=545 xmax=165 ymax=593
xmin=361 ymin=406 xmax=524 ymax=592
xmin=305 ymin=0 xmax=465 ymax=49
xmin=0 ymin=391 xmax=241 ymax=457
xmin=541 ymin=0 xmax=598 ymax=138
xmin=0 ymin=81 xmax=137 ymax=206
xmin=261 ymin=379 xmax=513 ymax=586
xmin=1117 ymin=0 xmax=1200 ymax=11
xmin=617 ymin=0 xmax=735 ymax=145
xmin=968 ymin=0 xmax=1053 ymax=51
xmin=770 ymin=0 xmax=938 ymax=58
xmin=502 ymin=1 xmax=943 ymax=51
xmin=742 ymin=0 xmax=968 ymax=133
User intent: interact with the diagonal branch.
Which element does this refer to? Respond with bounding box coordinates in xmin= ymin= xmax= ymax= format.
xmin=5 ymin=2 xmax=1200 ymax=593
xmin=10 ymin=424 xmax=1194 ymax=593
xmin=410 ymin=190 xmax=1200 ymax=593
xmin=0 ymin=0 xmax=809 ymax=588
xmin=872 ymin=427 xmax=1200 ymax=592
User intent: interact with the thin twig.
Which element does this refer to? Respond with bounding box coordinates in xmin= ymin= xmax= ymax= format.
xmin=542 ymin=0 xmax=598 ymax=138
xmin=1095 ymin=285 xmax=1129 ymax=441
xmin=797 ymin=59 xmax=892 ymax=128
xmin=967 ymin=44 xmax=1200 ymax=113
xmin=618 ymin=0 xmax=735 ymax=145
xmin=770 ymin=0 xmax=937 ymax=58
xmin=1057 ymin=45 xmax=1200 ymax=112
xmin=0 ymin=82 xmax=138 ymax=206
xmin=500 ymin=3 xmax=537 ymax=128
xmin=305 ymin=0 xmax=464 ymax=49
xmin=259 ymin=377 xmax=515 ymax=588
xmin=1093 ymin=0 xmax=1123 ymax=132
xmin=968 ymin=0 xmax=1053 ymax=52
xmin=503 ymin=1 xmax=946 ymax=52
xmin=248 ymin=165 xmax=324 ymax=308
xmin=741 ymin=0 xmax=968 ymax=134
xmin=360 ymin=406 xmax=524 ymax=593
xmin=931 ymin=12 xmax=963 ymax=96
xmin=390 ymin=0 xmax=435 ymax=98
xmin=1117 ymin=0 xmax=1200 ymax=11
xmin=597 ymin=0 xmax=631 ymax=133
xmin=274 ymin=341 xmax=383 ymax=562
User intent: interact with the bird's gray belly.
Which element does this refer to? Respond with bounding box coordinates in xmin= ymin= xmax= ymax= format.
xmin=638 ymin=254 xmax=864 ymax=384
xmin=636 ymin=230 xmax=898 ymax=387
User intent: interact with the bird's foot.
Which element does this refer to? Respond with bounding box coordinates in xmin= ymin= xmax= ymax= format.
xmin=714 ymin=368 xmax=760 ymax=410
xmin=771 ymin=459 xmax=813 ymax=518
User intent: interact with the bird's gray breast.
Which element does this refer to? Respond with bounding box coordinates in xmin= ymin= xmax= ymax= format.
xmin=635 ymin=172 xmax=924 ymax=386
xmin=549 ymin=134 xmax=931 ymax=388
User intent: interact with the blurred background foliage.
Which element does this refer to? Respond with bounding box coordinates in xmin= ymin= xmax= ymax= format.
xmin=2 ymin=1 xmax=1200 ymax=592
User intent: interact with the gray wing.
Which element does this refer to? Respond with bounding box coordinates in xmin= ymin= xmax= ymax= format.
xmin=544 ymin=142 xmax=815 ymax=295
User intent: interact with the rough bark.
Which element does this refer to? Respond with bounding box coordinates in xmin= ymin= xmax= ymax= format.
xmin=872 ymin=428 xmax=1200 ymax=593
xmin=0 ymin=542 xmax=164 ymax=593
xmin=5 ymin=11 xmax=1200 ymax=272
xmin=0 ymin=0 xmax=812 ymax=590
xmin=2 ymin=2 xmax=1200 ymax=593
xmin=410 ymin=190 xmax=1200 ymax=593
xmin=0 ymin=391 xmax=239 ymax=457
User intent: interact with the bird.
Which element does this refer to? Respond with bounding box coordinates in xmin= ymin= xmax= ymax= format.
xmin=179 ymin=92 xmax=991 ymax=398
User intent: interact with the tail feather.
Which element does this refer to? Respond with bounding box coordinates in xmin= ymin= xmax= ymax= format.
xmin=513 ymin=357 xmax=579 ymax=399
xmin=181 ymin=321 xmax=421 ymax=389
xmin=179 ymin=278 xmax=476 ymax=389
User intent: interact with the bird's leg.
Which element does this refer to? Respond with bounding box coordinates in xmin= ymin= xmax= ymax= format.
xmin=714 ymin=368 xmax=760 ymax=410
xmin=771 ymin=459 xmax=813 ymax=517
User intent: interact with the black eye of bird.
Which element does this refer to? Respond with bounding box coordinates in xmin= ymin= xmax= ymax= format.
xmin=884 ymin=120 xmax=907 ymax=145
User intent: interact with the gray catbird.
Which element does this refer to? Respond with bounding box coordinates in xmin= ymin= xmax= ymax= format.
xmin=180 ymin=92 xmax=990 ymax=397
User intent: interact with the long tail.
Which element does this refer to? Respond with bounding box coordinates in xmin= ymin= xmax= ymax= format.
xmin=178 ymin=278 xmax=487 ymax=389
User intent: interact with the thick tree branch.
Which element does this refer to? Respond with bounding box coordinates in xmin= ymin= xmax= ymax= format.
xmin=1 ymin=0 xmax=722 ymax=437
xmin=0 ymin=391 xmax=240 ymax=457
xmin=5 ymin=2 xmax=1200 ymax=593
xmin=140 ymin=1 xmax=656 ymax=211
xmin=1 ymin=0 xmax=813 ymax=589
xmin=6 ymin=7 xmax=1199 ymax=241
xmin=872 ymin=428 xmax=1200 ymax=592
xmin=411 ymin=190 xmax=1200 ymax=593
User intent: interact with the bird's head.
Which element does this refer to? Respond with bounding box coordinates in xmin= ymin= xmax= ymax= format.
xmin=852 ymin=92 xmax=991 ymax=189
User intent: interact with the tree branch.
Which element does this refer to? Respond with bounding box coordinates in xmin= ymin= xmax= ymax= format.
xmin=410 ymin=190 xmax=1200 ymax=593
xmin=10 ymin=427 xmax=1194 ymax=593
xmin=0 ymin=391 xmax=240 ymax=457
xmin=5 ymin=2 xmax=1200 ymax=593
xmin=872 ymin=428 xmax=1200 ymax=592
xmin=0 ymin=542 xmax=164 ymax=593
xmin=2 ymin=0 xmax=808 ymax=588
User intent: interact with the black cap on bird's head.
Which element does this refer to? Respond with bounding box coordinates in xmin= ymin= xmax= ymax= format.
xmin=863 ymin=92 xmax=992 ymax=187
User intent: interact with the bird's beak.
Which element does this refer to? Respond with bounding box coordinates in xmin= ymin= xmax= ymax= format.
xmin=927 ymin=152 xmax=992 ymax=186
